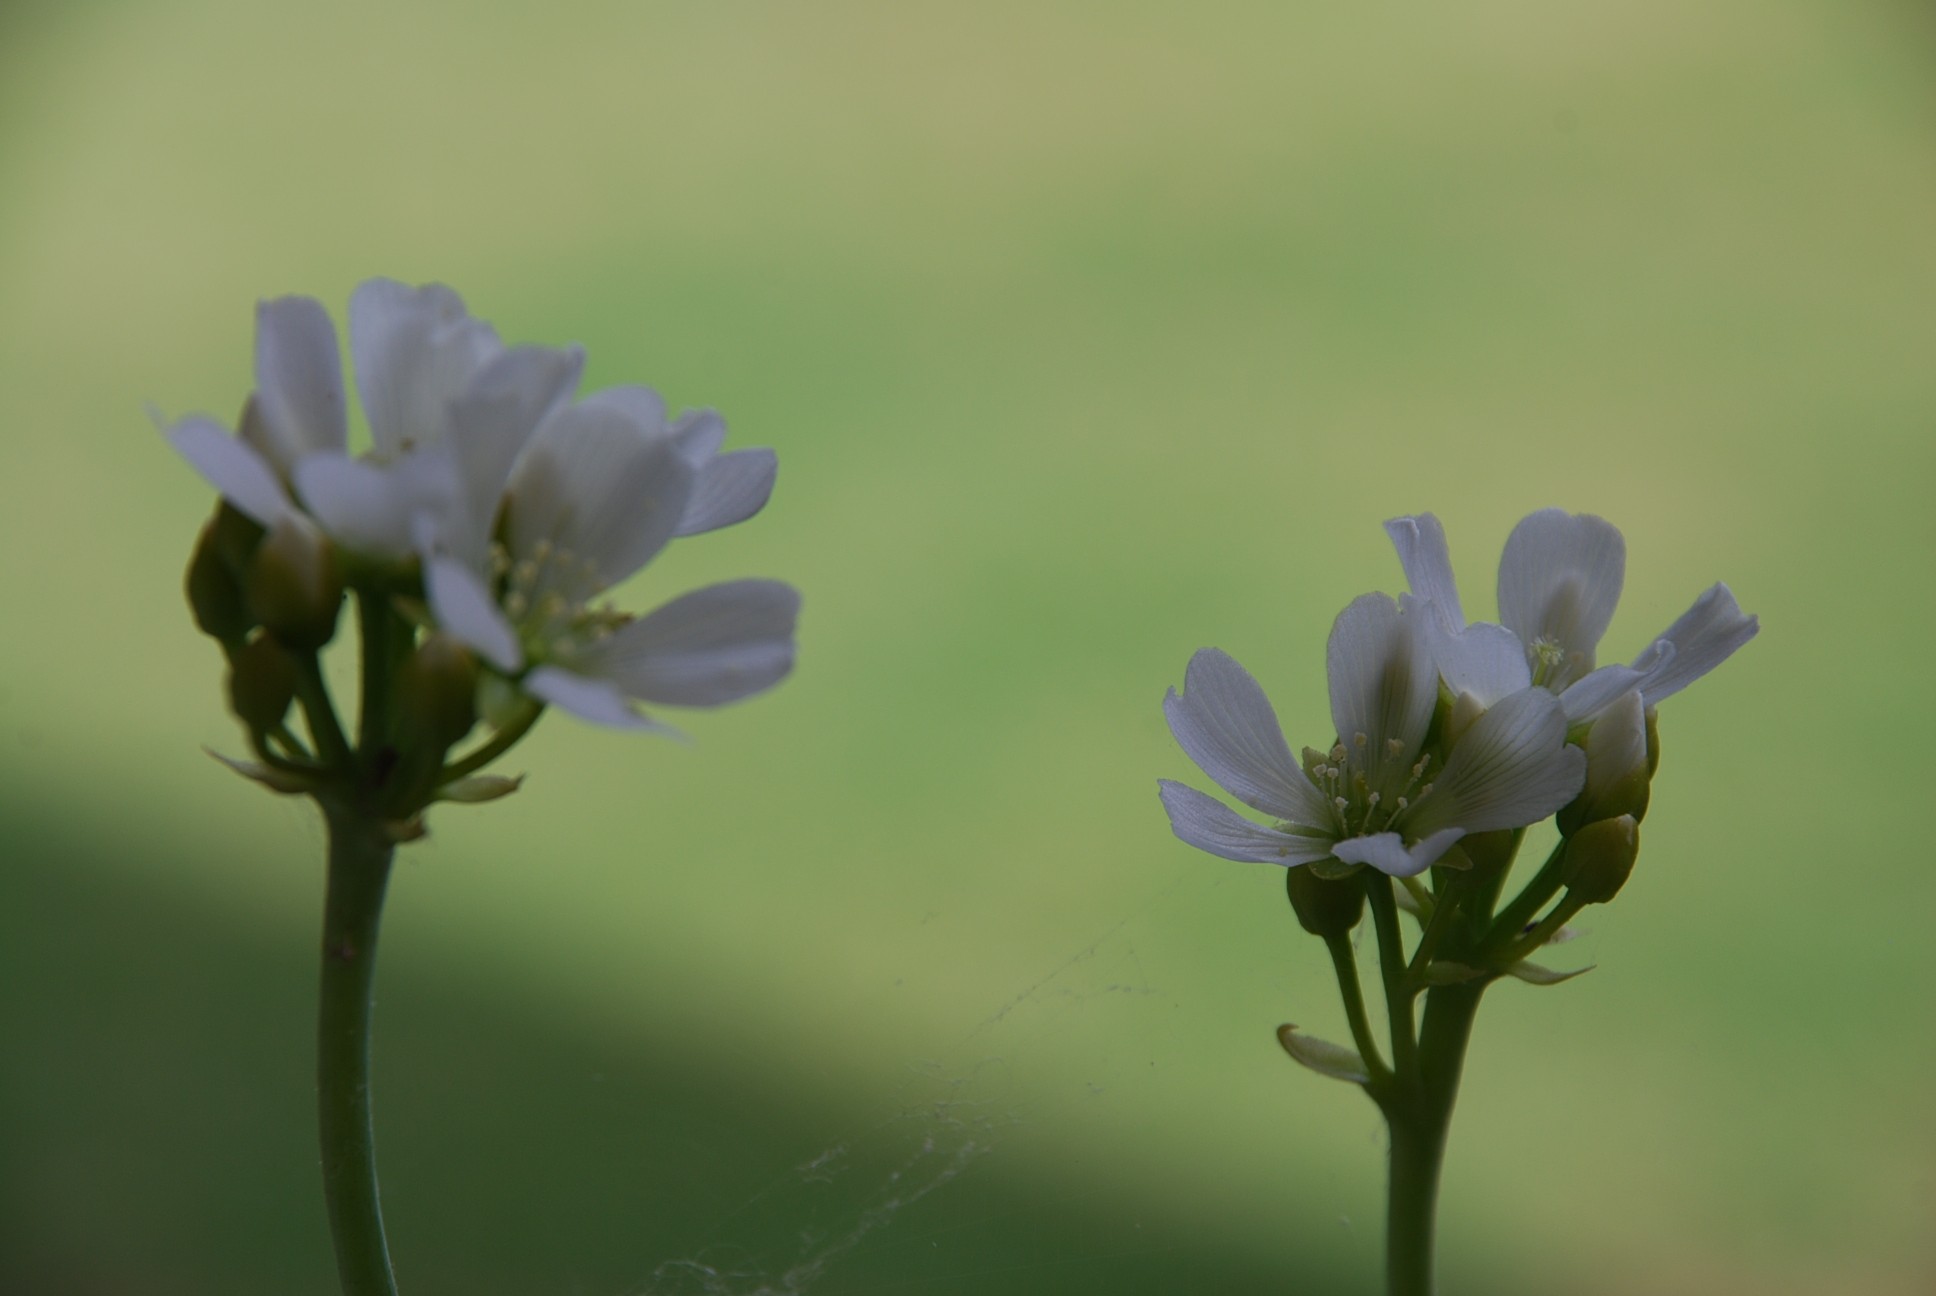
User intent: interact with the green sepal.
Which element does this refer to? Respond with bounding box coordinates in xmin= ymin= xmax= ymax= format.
xmin=1504 ymin=960 xmax=1593 ymax=986
xmin=1305 ymin=855 xmax=1357 ymax=882
xmin=435 ymin=774 xmax=524 ymax=804
xmin=226 ymin=631 xmax=299 ymax=733
xmin=1275 ymin=1024 xmax=1370 ymax=1084
xmin=206 ymin=749 xmax=317 ymax=796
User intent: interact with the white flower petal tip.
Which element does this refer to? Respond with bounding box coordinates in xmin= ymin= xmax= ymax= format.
xmin=676 ymin=448 xmax=779 ymax=536
xmin=253 ymin=294 xmax=348 ymax=467
xmin=1384 ymin=513 xmax=1464 ymax=627
xmin=160 ymin=412 xmax=292 ymax=525
xmin=1156 ymin=780 xmax=1333 ymax=867
xmin=1496 ymin=511 xmax=1627 ymax=681
xmin=584 ymin=579 xmax=799 ymax=707
xmin=1276 ymin=1025 xmax=1370 ymax=1084
xmin=1162 ymin=649 xmax=1331 ymax=824
xmin=1330 ymin=828 xmax=1465 ymax=877
xmin=1632 ymin=583 xmax=1759 ymax=705
xmin=523 ymin=666 xmax=685 ymax=737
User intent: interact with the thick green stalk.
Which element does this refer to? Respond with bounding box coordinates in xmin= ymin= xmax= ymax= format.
xmin=317 ymin=808 xmax=400 ymax=1296
xmin=1383 ymin=979 xmax=1487 ymax=1296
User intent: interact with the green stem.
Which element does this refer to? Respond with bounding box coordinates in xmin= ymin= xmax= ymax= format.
xmin=1384 ymin=979 xmax=1487 ymax=1296
xmin=1322 ymin=931 xmax=1390 ymax=1083
xmin=1499 ymin=894 xmax=1589 ymax=967
xmin=294 ymin=655 xmax=352 ymax=770
xmin=318 ymin=808 xmax=400 ymax=1296
xmin=1484 ymin=838 xmax=1568 ymax=955
xmin=356 ymin=590 xmax=398 ymax=756
xmin=440 ymin=698 xmax=544 ymax=783
xmin=1366 ymin=875 xmax=1417 ymax=1077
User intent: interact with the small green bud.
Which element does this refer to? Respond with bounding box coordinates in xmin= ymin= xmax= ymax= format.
xmin=1559 ymin=690 xmax=1652 ymax=835
xmin=185 ymin=518 xmax=256 ymax=645
xmin=1285 ymin=865 xmax=1365 ymax=937
xmin=1276 ymin=1024 xmax=1370 ymax=1084
xmin=1561 ymin=814 xmax=1640 ymax=905
xmin=1645 ymin=704 xmax=1661 ymax=777
xmin=227 ymin=631 xmax=299 ymax=733
xmin=246 ymin=514 xmax=343 ymax=650
xmin=396 ymin=633 xmax=480 ymax=753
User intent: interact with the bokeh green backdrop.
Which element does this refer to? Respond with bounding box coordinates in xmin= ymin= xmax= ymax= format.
xmin=2 ymin=1 xmax=1931 ymax=1292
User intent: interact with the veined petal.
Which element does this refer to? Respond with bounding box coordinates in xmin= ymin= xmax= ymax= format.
xmin=577 ymin=385 xmax=672 ymax=437
xmin=1497 ymin=510 xmax=1626 ymax=686
xmin=444 ymin=344 xmax=584 ymax=562
xmin=507 ymin=401 xmax=695 ymax=593
xmin=1326 ymin=593 xmax=1436 ymax=786
xmin=1385 ymin=514 xmax=1465 ymax=627
xmin=1163 ymin=648 xmax=1333 ymax=825
xmin=1157 ymin=781 xmax=1335 ymax=866
xmin=672 ymin=408 xmax=728 ymax=464
xmin=1631 ymin=583 xmax=1758 ymax=705
xmin=162 ymin=413 xmax=291 ymax=525
xmin=676 ymin=448 xmax=778 ymax=537
xmin=1332 ymin=828 xmax=1465 ymax=878
xmin=524 ymin=665 xmax=679 ymax=734
xmin=1407 ymin=687 xmax=1585 ymax=836
xmin=1430 ymin=619 xmax=1531 ymax=708
xmin=580 ymin=579 xmax=799 ymax=706
xmin=252 ymin=295 xmax=347 ymax=471
xmin=294 ymin=452 xmax=418 ymax=558
xmin=349 ymin=279 xmax=500 ymax=457
xmin=1557 ymin=662 xmax=1649 ymax=724
xmin=424 ymin=555 xmax=523 ymax=672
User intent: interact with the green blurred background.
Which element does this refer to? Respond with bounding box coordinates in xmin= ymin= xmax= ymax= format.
xmin=2 ymin=1 xmax=1931 ymax=1292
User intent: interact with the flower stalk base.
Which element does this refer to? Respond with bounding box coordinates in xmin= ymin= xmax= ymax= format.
xmin=317 ymin=808 xmax=400 ymax=1296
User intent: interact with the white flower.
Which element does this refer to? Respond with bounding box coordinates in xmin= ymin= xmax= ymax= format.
xmin=420 ymin=386 xmax=795 ymax=731
xmin=1385 ymin=510 xmax=1758 ymax=723
xmin=159 ymin=280 xmax=582 ymax=562
xmin=1158 ymin=593 xmax=1585 ymax=877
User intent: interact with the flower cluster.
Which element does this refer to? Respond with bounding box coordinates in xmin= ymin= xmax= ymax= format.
xmin=1160 ymin=509 xmax=1756 ymax=880
xmin=165 ymin=280 xmax=799 ymax=822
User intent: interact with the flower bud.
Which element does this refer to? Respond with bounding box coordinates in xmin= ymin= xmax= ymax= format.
xmin=227 ymin=630 xmax=299 ymax=733
xmin=1286 ymin=865 xmax=1365 ymax=938
xmin=1561 ymin=814 xmax=1639 ymax=906
xmin=246 ymin=513 xmax=344 ymax=651
xmin=396 ymin=633 xmax=479 ymax=753
xmin=1558 ymin=689 xmax=1652 ymax=835
xmin=185 ymin=517 xmax=256 ymax=646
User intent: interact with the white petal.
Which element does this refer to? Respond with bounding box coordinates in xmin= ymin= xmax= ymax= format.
xmin=577 ymin=385 xmax=671 ymax=436
xmin=349 ymin=279 xmax=500 ymax=456
xmin=1157 ymin=781 xmax=1335 ymax=866
xmin=1557 ymin=662 xmax=1648 ymax=723
xmin=1385 ymin=514 xmax=1464 ymax=627
xmin=162 ymin=413 xmax=291 ymax=525
xmin=1332 ymin=828 xmax=1465 ymax=878
xmin=672 ymin=408 xmax=728 ymax=464
xmin=676 ymin=449 xmax=778 ymax=537
xmin=424 ymin=556 xmax=523 ymax=672
xmin=1408 ymin=687 xmax=1585 ymax=836
xmin=1430 ymin=620 xmax=1531 ymax=708
xmin=253 ymin=295 xmax=347 ymax=471
xmin=1162 ymin=649 xmax=1332 ymax=825
xmin=523 ymin=665 xmax=679 ymax=734
xmin=1326 ymin=593 xmax=1436 ymax=785
xmin=1632 ymin=583 xmax=1758 ymax=706
xmin=1496 ymin=510 xmax=1626 ymax=684
xmin=444 ymin=344 xmax=584 ymax=562
xmin=507 ymin=402 xmax=694 ymax=593
xmin=581 ymin=579 xmax=799 ymax=706
xmin=294 ymin=453 xmax=417 ymax=558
